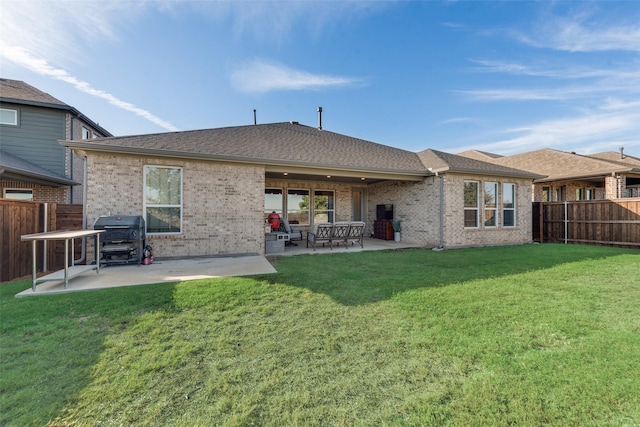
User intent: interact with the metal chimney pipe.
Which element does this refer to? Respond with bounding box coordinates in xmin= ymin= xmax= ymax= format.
xmin=619 ymin=146 xmax=624 ymax=159
xmin=317 ymin=106 xmax=323 ymax=130
xmin=253 ymin=109 xmax=257 ymax=125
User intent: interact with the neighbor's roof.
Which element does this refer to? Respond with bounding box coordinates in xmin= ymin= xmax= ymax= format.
xmin=417 ymin=149 xmax=543 ymax=179
xmin=587 ymin=151 xmax=640 ymax=167
xmin=456 ymin=149 xmax=504 ymax=162
xmin=489 ymin=148 xmax=640 ymax=182
xmin=0 ymin=78 xmax=112 ymax=137
xmin=0 ymin=150 xmax=78 ymax=186
xmin=0 ymin=78 xmax=67 ymax=106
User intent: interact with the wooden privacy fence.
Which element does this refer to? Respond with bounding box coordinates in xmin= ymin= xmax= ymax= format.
xmin=533 ymin=199 xmax=640 ymax=247
xmin=0 ymin=200 xmax=83 ymax=282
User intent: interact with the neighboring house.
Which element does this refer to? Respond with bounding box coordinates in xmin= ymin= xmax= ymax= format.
xmin=459 ymin=148 xmax=640 ymax=201
xmin=0 ymin=78 xmax=112 ymax=203
xmin=62 ymin=121 xmax=541 ymax=257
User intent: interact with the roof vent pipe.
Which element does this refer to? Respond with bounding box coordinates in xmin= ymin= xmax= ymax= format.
xmin=253 ymin=109 xmax=257 ymax=125
xmin=317 ymin=106 xmax=323 ymax=130
xmin=620 ymin=146 xmax=624 ymax=159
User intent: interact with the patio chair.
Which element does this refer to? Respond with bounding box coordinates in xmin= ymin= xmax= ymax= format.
xmin=331 ymin=222 xmax=351 ymax=248
xmin=278 ymin=217 xmax=303 ymax=245
xmin=307 ymin=223 xmax=334 ymax=250
xmin=345 ymin=221 xmax=365 ymax=248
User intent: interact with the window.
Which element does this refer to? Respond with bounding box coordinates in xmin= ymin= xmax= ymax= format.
xmin=503 ymin=183 xmax=516 ymax=227
xmin=287 ymin=189 xmax=310 ymax=225
xmin=82 ymin=127 xmax=91 ymax=139
xmin=0 ymin=108 xmax=18 ymax=125
xmin=484 ymin=182 xmax=498 ymax=227
xmin=586 ymin=188 xmax=595 ymax=200
xmin=265 ymin=188 xmax=283 ymax=218
xmin=576 ymin=188 xmax=584 ymax=201
xmin=556 ymin=186 xmax=566 ymax=202
xmin=464 ymin=181 xmax=479 ymax=228
xmin=144 ymin=166 xmax=182 ymax=234
xmin=313 ymin=190 xmax=335 ymax=223
xmin=542 ymin=186 xmax=551 ymax=202
xmin=3 ymin=189 xmax=33 ymax=200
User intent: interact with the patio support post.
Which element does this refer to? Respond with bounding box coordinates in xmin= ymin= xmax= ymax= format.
xmin=438 ymin=174 xmax=445 ymax=248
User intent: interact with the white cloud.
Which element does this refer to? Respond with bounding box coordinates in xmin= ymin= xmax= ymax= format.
xmin=2 ymin=46 xmax=180 ymax=132
xmin=439 ymin=117 xmax=486 ymax=127
xmin=476 ymin=111 xmax=640 ymax=155
xmin=0 ymin=0 xmax=179 ymax=132
xmin=513 ymin=11 xmax=640 ymax=53
xmin=230 ymin=59 xmax=364 ymax=93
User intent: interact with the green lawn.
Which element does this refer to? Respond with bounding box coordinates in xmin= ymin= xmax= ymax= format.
xmin=1 ymin=244 xmax=639 ymax=426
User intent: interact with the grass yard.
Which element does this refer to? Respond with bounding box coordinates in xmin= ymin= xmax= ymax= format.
xmin=1 ymin=244 xmax=639 ymax=426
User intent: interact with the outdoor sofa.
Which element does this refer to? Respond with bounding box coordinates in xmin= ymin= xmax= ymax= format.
xmin=306 ymin=221 xmax=366 ymax=250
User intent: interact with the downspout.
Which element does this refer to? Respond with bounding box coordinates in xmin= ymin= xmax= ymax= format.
xmin=69 ymin=115 xmax=74 ymax=204
xmin=77 ymin=152 xmax=88 ymax=264
xmin=70 ymin=151 xmax=88 ymax=265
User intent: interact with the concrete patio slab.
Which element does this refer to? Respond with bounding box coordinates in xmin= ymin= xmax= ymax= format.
xmin=15 ymin=238 xmax=423 ymax=297
xmin=16 ymin=255 xmax=276 ymax=297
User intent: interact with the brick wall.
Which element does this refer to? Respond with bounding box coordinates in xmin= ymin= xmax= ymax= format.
xmin=367 ymin=178 xmax=440 ymax=246
xmin=442 ymin=173 xmax=533 ymax=248
xmin=86 ymin=153 xmax=265 ymax=258
xmin=0 ymin=179 xmax=68 ymax=203
xmin=366 ymin=173 xmax=533 ymax=249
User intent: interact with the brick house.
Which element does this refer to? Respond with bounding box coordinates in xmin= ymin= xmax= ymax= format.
xmin=459 ymin=148 xmax=640 ymax=201
xmin=63 ymin=121 xmax=541 ymax=257
xmin=0 ymin=79 xmax=112 ymax=203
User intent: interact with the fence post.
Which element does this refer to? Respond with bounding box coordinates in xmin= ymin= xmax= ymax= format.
xmin=564 ymin=201 xmax=568 ymax=244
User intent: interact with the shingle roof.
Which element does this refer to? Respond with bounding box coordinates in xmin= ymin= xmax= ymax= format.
xmin=63 ymin=122 xmax=541 ymax=179
xmin=0 ymin=79 xmax=66 ymax=106
xmin=65 ymin=122 xmax=429 ymax=174
xmin=456 ymin=149 xmax=504 ymax=162
xmin=489 ymin=148 xmax=640 ymax=182
xmin=587 ymin=151 xmax=640 ymax=167
xmin=417 ymin=149 xmax=543 ymax=179
xmin=0 ymin=150 xmax=77 ymax=186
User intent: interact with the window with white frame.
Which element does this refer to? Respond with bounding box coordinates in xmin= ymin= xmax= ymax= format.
xmin=265 ymin=188 xmax=283 ymax=218
xmin=503 ymin=183 xmax=516 ymax=227
xmin=82 ymin=127 xmax=91 ymax=139
xmin=313 ymin=190 xmax=335 ymax=223
xmin=576 ymin=188 xmax=585 ymax=200
xmin=287 ymin=189 xmax=310 ymax=225
xmin=464 ymin=180 xmax=479 ymax=228
xmin=3 ymin=189 xmax=33 ymax=200
xmin=586 ymin=188 xmax=595 ymax=200
xmin=484 ymin=182 xmax=498 ymax=227
xmin=0 ymin=108 xmax=18 ymax=125
xmin=144 ymin=166 xmax=182 ymax=234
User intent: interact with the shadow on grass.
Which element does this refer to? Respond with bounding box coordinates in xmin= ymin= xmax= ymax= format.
xmin=256 ymin=243 xmax=637 ymax=306
xmin=0 ymin=280 xmax=178 ymax=426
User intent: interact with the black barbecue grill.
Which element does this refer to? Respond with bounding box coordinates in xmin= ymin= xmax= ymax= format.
xmin=93 ymin=215 xmax=146 ymax=266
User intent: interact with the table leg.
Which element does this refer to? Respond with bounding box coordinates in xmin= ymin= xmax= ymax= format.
xmin=32 ymin=240 xmax=37 ymax=292
xmin=95 ymin=234 xmax=101 ymax=274
xmin=71 ymin=238 xmax=75 ymax=267
xmin=64 ymin=239 xmax=69 ymax=289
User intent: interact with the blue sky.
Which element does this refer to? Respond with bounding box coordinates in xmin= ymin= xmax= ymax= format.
xmin=1 ymin=1 xmax=639 ymax=156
